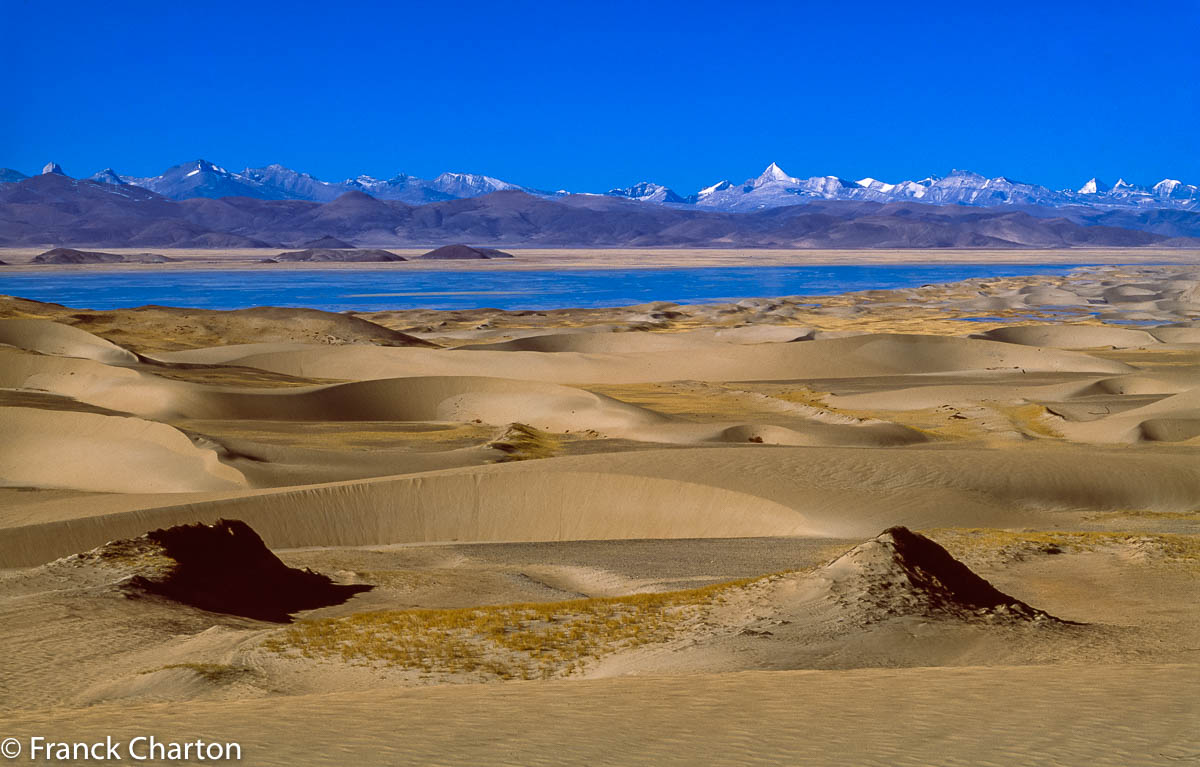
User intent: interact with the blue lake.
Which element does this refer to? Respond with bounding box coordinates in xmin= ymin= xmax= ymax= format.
xmin=0 ymin=264 xmax=1089 ymax=312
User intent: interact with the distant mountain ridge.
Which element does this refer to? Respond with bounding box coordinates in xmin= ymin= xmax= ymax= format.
xmin=69 ymin=159 xmax=551 ymax=206
xmin=2 ymin=171 xmax=1197 ymax=250
xmin=4 ymin=158 xmax=1196 ymax=213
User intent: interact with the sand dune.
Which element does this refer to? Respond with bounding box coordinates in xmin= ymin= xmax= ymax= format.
xmin=1079 ymin=371 xmax=1199 ymax=396
xmin=0 ymin=407 xmax=246 ymax=493
xmin=165 ymin=376 xmax=671 ymax=433
xmin=456 ymin=325 xmax=815 ymax=352
xmin=0 ymin=302 xmax=437 ymax=354
xmin=5 ymin=444 xmax=1199 ymax=567
xmin=6 ymin=665 xmax=1193 ymax=767
xmin=457 ymin=331 xmax=716 ymax=353
xmin=2 ymin=267 xmax=1199 ymax=765
xmin=2 ymin=350 xmax=883 ymax=448
xmin=826 ymin=378 xmax=1094 ymax=411
xmin=1054 ymin=388 xmax=1200 ymax=443
xmin=153 ymin=333 xmax=1133 ymax=384
xmin=976 ymin=324 xmax=1161 ymax=349
xmin=1149 ymin=326 xmax=1200 ymax=344
xmin=170 ymin=378 xmax=924 ymax=449
xmin=0 ymin=348 xmax=187 ymax=417
xmin=0 ymin=318 xmax=138 ymax=364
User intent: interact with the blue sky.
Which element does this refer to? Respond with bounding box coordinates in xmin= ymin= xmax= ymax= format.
xmin=4 ymin=0 xmax=1197 ymax=193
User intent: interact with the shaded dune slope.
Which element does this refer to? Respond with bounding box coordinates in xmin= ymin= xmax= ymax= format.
xmin=0 ymin=318 xmax=138 ymax=363
xmin=0 ymin=347 xmax=925 ymax=449
xmin=4 ymin=445 xmax=1198 ymax=567
xmin=0 ymin=407 xmax=247 ymax=493
xmin=154 ymin=333 xmax=1134 ymax=383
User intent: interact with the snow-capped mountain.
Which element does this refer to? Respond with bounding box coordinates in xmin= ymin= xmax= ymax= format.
xmin=4 ymin=157 xmax=1197 ymax=213
xmin=691 ymin=162 xmax=869 ymax=210
xmin=61 ymin=160 xmax=541 ymax=205
xmin=606 ymin=181 xmax=687 ymax=204
xmin=240 ymin=164 xmax=346 ymax=202
xmin=120 ymin=159 xmax=269 ymax=199
xmin=1078 ymin=178 xmax=1111 ymax=195
xmin=683 ymin=163 xmax=1199 ymax=212
xmin=429 ymin=172 xmax=524 ymax=198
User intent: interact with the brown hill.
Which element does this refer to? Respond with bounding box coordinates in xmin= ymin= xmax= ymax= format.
xmin=418 ymin=244 xmax=514 ymax=259
xmin=272 ymin=248 xmax=407 ymax=262
xmin=33 ymin=247 xmax=175 ymax=264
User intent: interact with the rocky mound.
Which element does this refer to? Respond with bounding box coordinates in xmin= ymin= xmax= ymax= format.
xmin=82 ymin=519 xmax=370 ymax=622
xmin=32 ymin=248 xmax=174 ymax=264
xmin=272 ymin=248 xmax=407 ymax=263
xmin=418 ymin=244 xmax=514 ymax=260
xmin=822 ymin=527 xmax=1060 ymax=622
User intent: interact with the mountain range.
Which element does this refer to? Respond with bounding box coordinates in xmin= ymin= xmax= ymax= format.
xmin=3 ymin=170 xmax=1198 ymax=250
xmin=2 ymin=159 xmax=1197 ymax=213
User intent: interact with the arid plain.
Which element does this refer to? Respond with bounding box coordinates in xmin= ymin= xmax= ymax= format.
xmin=1 ymin=251 xmax=1199 ymax=765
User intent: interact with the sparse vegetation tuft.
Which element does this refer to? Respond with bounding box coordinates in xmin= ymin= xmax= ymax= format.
xmin=487 ymin=422 xmax=561 ymax=462
xmin=142 ymin=663 xmax=250 ymax=684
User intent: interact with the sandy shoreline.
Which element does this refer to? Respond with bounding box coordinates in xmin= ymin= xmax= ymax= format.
xmin=1 ymin=246 xmax=1198 ymax=272
xmin=1 ymin=262 xmax=1197 ymax=763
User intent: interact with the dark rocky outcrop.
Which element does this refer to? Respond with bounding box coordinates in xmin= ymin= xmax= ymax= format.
xmin=79 ymin=519 xmax=371 ymax=622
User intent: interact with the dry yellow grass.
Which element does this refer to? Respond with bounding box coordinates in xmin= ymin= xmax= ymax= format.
xmin=1084 ymin=510 xmax=1200 ymax=521
xmin=262 ymin=576 xmax=768 ymax=680
xmin=175 ymin=419 xmax=492 ymax=451
xmin=927 ymin=528 xmax=1200 ymax=569
xmin=995 ymin=403 xmax=1065 ymax=439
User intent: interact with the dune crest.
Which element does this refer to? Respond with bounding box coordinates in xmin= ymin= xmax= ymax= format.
xmin=0 ymin=318 xmax=138 ymax=364
xmin=0 ymin=407 xmax=247 ymax=493
xmin=154 ymin=332 xmax=1133 ymax=384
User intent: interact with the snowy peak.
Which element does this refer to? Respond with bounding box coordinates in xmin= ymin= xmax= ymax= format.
xmin=697 ymin=180 xmax=732 ymax=198
xmin=755 ymin=162 xmax=796 ymax=186
xmin=857 ymin=177 xmax=895 ymax=193
xmin=1152 ymin=178 xmax=1197 ymax=199
xmin=1078 ymin=177 xmax=1111 ymax=195
xmin=606 ymin=181 xmax=686 ymax=204
xmin=431 ymin=172 xmax=522 ymax=198
xmin=42 ymin=162 xmax=66 ymax=176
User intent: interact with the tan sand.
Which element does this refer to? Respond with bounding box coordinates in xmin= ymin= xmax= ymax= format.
xmin=0 ymin=263 xmax=1198 ymax=764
